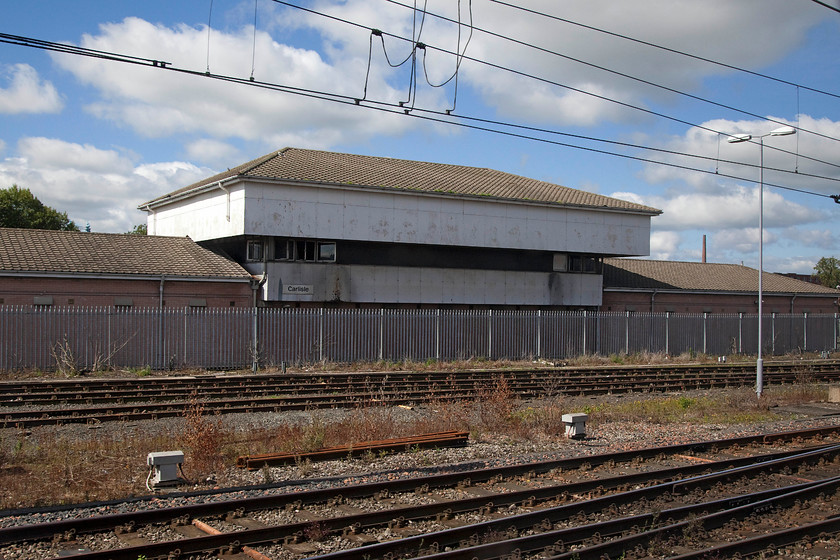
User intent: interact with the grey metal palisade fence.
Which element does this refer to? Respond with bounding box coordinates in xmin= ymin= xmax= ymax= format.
xmin=0 ymin=306 xmax=837 ymax=371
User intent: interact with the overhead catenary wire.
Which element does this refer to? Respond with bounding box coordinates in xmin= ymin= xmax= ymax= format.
xmin=416 ymin=0 xmax=473 ymax=113
xmin=399 ymin=0 xmax=428 ymax=110
xmin=0 ymin=31 xmax=836 ymax=200
xmin=250 ymin=0 xmax=258 ymax=80
xmin=383 ymin=0 xmax=840 ymax=147
xmin=0 ymin=33 xmax=834 ymax=198
xmin=809 ymin=0 xmax=840 ymax=15
xmin=488 ymin=0 xmax=840 ymax=103
xmin=267 ymin=0 xmax=840 ymax=172
xmin=206 ymin=0 xmax=213 ymax=73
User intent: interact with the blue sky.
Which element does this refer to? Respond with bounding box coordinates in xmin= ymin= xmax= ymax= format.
xmin=1 ymin=1 xmax=839 ymax=274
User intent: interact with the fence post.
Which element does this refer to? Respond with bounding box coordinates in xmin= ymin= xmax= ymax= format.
xmin=583 ymin=310 xmax=588 ymax=356
xmin=625 ymin=311 xmax=630 ymax=355
xmin=319 ymin=307 xmax=324 ymax=362
xmin=379 ymin=308 xmax=384 ymax=362
xmin=803 ymin=312 xmax=808 ymax=352
xmin=488 ymin=309 xmax=493 ymax=360
xmin=665 ymin=312 xmax=670 ymax=356
xmin=536 ymin=309 xmax=541 ymax=360
xmin=703 ymin=312 xmax=707 ymax=355
xmin=435 ymin=308 xmax=440 ymax=361
xmin=184 ymin=306 xmax=189 ymax=367
xmin=771 ymin=312 xmax=776 ymax=355
xmin=738 ymin=312 xmax=743 ymax=354
xmin=106 ymin=307 xmax=112 ymax=370
xmin=252 ymin=306 xmax=259 ymax=373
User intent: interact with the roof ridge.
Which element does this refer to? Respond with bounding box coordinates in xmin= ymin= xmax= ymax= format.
xmin=140 ymin=147 xmax=662 ymax=215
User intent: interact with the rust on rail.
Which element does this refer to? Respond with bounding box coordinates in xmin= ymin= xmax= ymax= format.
xmin=236 ymin=430 xmax=470 ymax=469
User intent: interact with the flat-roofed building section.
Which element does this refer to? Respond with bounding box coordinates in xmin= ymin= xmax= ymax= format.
xmin=141 ymin=148 xmax=661 ymax=308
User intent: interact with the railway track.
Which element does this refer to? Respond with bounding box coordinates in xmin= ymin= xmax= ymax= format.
xmin=2 ymin=360 xmax=839 ymax=428
xmin=1 ymin=425 xmax=839 ymax=559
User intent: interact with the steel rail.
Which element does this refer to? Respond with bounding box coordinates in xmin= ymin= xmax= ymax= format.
xmin=3 ymin=429 xmax=838 ymax=548
xmin=1 ymin=359 xmax=836 ymax=394
xmin=0 ymin=369 xmax=819 ymax=407
xmin=4 ymin=370 xmax=839 ymax=428
xmin=236 ymin=431 xmax=470 ymax=468
xmin=544 ymin=474 xmax=840 ymax=559
xmin=669 ymin=513 xmax=840 ymax=559
xmin=42 ymin=444 xmax=840 ymax=560
xmin=300 ymin=444 xmax=840 ymax=560
xmin=3 ymin=425 xmax=836 ymax=544
xmin=378 ymin=479 xmax=838 ymax=560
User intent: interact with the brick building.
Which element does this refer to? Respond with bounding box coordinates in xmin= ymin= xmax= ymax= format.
xmin=0 ymin=228 xmax=253 ymax=308
xmin=602 ymin=258 xmax=840 ymax=314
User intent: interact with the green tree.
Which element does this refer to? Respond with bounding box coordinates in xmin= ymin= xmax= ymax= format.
xmin=0 ymin=185 xmax=79 ymax=231
xmin=814 ymin=257 xmax=840 ymax=289
xmin=127 ymin=223 xmax=147 ymax=235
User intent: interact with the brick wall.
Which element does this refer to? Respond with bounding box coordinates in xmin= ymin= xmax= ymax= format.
xmin=0 ymin=276 xmax=253 ymax=308
xmin=602 ymin=291 xmax=839 ymax=314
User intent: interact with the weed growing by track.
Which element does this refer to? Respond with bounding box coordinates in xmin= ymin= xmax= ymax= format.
xmin=0 ymin=379 xmax=831 ymax=510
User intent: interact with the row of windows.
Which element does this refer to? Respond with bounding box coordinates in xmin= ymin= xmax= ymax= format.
xmin=247 ymin=239 xmax=337 ymax=263
xmin=553 ymin=254 xmax=601 ymax=273
xmin=247 ymin=237 xmax=601 ymax=273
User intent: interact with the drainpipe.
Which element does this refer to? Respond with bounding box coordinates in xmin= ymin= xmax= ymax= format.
xmin=650 ymin=289 xmax=658 ymax=313
xmin=217 ymin=182 xmax=231 ymax=222
xmin=790 ymin=294 xmax=797 ymax=314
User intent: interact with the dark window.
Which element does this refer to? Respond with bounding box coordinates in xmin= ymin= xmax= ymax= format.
xmin=247 ymin=240 xmax=264 ymax=262
xmin=568 ymin=255 xmax=601 ymax=273
xmin=295 ymin=240 xmax=316 ymax=261
xmin=318 ymin=242 xmax=336 ymax=262
xmin=275 ymin=239 xmax=293 ymax=260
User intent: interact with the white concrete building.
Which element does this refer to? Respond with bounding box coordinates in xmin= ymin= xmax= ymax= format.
xmin=140 ymin=148 xmax=660 ymax=308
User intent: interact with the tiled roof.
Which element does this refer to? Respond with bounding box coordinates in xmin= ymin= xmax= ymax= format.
xmin=142 ymin=147 xmax=661 ymax=214
xmin=603 ymin=258 xmax=840 ymax=295
xmin=0 ymin=228 xmax=250 ymax=280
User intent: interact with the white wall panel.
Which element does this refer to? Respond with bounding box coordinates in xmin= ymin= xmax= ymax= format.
xmin=150 ymin=187 xmax=245 ymax=241
xmin=151 ymin=180 xmax=652 ymax=256
xmin=263 ymin=262 xmax=602 ymax=306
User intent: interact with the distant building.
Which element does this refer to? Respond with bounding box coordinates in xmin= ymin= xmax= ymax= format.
xmin=777 ymin=272 xmax=822 ymax=285
xmin=0 ymin=228 xmax=253 ymax=308
xmin=602 ymin=258 xmax=840 ymax=314
xmin=140 ymin=147 xmax=661 ymax=309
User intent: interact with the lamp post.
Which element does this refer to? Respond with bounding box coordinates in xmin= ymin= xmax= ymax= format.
xmin=727 ymin=125 xmax=796 ymax=398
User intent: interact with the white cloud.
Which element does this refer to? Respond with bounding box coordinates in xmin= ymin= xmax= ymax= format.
xmin=184 ymin=139 xmax=240 ymax=165
xmin=641 ymin=115 xmax=840 ymax=197
xmin=781 ymin=227 xmax=838 ymax=251
xmin=649 ymin=231 xmax=682 ymax=260
xmin=50 ymin=17 xmax=414 ymax=145
xmin=609 ymin=191 xmax=646 ymax=206
xmin=456 ymin=0 xmax=823 ymax=126
xmin=0 ymin=137 xmax=210 ymax=232
xmin=17 ymin=137 xmax=134 ymax=175
xmin=0 ymin=63 xmax=63 ymax=114
xmin=648 ymin=187 xmax=821 ymax=232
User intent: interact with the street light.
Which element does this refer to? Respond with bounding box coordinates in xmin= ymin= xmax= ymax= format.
xmin=727 ymin=125 xmax=796 ymax=398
